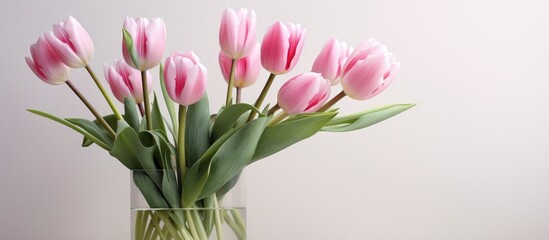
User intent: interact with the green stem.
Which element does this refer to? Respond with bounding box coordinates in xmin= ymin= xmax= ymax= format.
xmin=150 ymin=213 xmax=169 ymax=240
xmin=236 ymin=87 xmax=242 ymax=104
xmin=144 ymin=215 xmax=155 ymax=240
xmin=66 ymin=81 xmax=116 ymax=139
xmin=222 ymin=211 xmax=246 ymax=240
xmin=191 ymin=209 xmax=208 ymax=240
xmin=185 ymin=210 xmax=200 ymax=240
xmin=267 ymin=112 xmax=288 ymax=126
xmin=230 ymin=209 xmax=246 ymax=235
xmin=84 ymin=65 xmax=123 ymax=120
xmin=178 ymin=105 xmax=187 ymax=201
xmin=213 ymin=194 xmax=225 ymax=240
xmin=248 ymin=73 xmax=276 ymax=122
xmin=156 ymin=212 xmax=186 ymax=240
xmin=150 ymin=228 xmax=159 ymax=240
xmin=267 ymin=104 xmax=280 ymax=116
xmin=141 ymin=70 xmax=152 ymax=130
xmin=317 ymin=90 xmax=346 ymax=112
xmin=226 ymin=59 xmax=236 ymax=106
xmin=135 ymin=211 xmax=145 ymax=240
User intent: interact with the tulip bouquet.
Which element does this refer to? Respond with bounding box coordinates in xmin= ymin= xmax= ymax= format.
xmin=26 ymin=7 xmax=413 ymax=240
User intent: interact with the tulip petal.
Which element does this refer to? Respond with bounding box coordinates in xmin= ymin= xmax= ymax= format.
xmin=278 ymin=73 xmax=327 ymax=114
xmin=45 ymin=31 xmax=84 ymax=68
xmin=342 ymin=39 xmax=378 ymax=76
xmin=285 ymin=24 xmax=306 ymax=72
xmin=143 ymin=18 xmax=166 ymax=70
xmin=219 ymin=8 xmax=239 ymax=58
xmin=219 ymin=51 xmax=232 ymax=83
xmin=342 ymin=53 xmax=390 ymax=100
xmin=26 ymin=57 xmax=46 ymax=81
xmin=370 ymin=60 xmax=400 ymax=98
xmin=261 ymin=21 xmax=290 ymax=74
xmin=63 ymin=16 xmax=94 ymax=64
xmin=312 ymin=37 xmax=341 ymax=83
xmin=239 ymin=9 xmax=256 ymax=58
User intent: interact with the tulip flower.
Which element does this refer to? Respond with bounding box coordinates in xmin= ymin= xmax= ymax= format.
xmin=104 ymin=60 xmax=153 ymax=104
xmin=219 ymin=44 xmax=260 ymax=88
xmin=278 ymin=72 xmax=331 ymax=114
xmin=26 ymin=36 xmax=71 ymax=85
xmin=219 ymin=7 xmax=256 ymax=59
xmin=26 ymin=35 xmax=116 ymax=138
xmin=261 ymin=21 xmax=306 ymax=75
xmin=163 ymin=51 xmax=207 ymax=106
xmin=341 ymin=40 xmax=399 ymax=100
xmin=311 ymin=37 xmax=352 ymax=85
xmin=164 ymin=51 xmax=207 ymax=185
xmin=122 ymin=17 xmax=166 ymax=71
xmin=45 ymin=16 xmax=94 ymax=68
xmin=249 ymin=21 xmax=307 ymax=121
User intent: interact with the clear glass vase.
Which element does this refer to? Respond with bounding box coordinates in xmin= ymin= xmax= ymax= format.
xmin=131 ymin=170 xmax=247 ymax=240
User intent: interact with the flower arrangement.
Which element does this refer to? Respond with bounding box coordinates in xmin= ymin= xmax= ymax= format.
xmin=25 ymin=8 xmax=413 ymax=240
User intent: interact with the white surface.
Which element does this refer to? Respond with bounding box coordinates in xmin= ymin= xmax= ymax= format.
xmin=1 ymin=0 xmax=549 ymax=239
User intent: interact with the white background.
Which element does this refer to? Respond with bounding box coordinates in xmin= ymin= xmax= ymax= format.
xmin=1 ymin=0 xmax=549 ymax=239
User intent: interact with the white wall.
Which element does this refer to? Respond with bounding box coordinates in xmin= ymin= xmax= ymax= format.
xmin=1 ymin=0 xmax=549 ymax=239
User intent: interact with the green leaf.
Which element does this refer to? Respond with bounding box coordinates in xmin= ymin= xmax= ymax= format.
xmin=198 ymin=116 xmax=268 ymax=200
xmin=216 ymin=171 xmax=241 ymax=199
xmin=148 ymin=130 xmax=176 ymax=157
xmin=67 ymin=118 xmax=114 ymax=148
xmin=151 ymin=95 xmax=166 ymax=133
xmin=110 ymin=121 xmax=156 ymax=173
xmin=321 ymin=104 xmax=415 ymax=132
xmin=163 ymin=117 xmax=175 ymax=140
xmin=133 ymin=171 xmax=170 ymax=208
xmin=27 ymin=109 xmax=111 ymax=151
xmin=140 ymin=130 xmax=179 ymax=208
xmin=122 ymin=29 xmax=139 ymax=67
xmin=181 ymin=127 xmax=239 ymax=207
xmin=159 ymin=63 xmax=178 ymax=136
xmin=251 ymin=112 xmax=338 ymax=162
xmin=124 ymin=98 xmax=141 ymax=132
xmin=181 ymin=157 xmax=211 ymax=207
xmin=80 ymin=115 xmax=119 ymax=147
xmin=185 ymin=94 xmax=211 ymax=167
xmin=210 ymin=103 xmax=262 ymax=142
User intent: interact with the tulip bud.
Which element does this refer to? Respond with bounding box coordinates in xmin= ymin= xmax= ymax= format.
xmin=123 ymin=17 xmax=166 ymax=71
xmin=219 ymin=8 xmax=256 ymax=59
xmin=261 ymin=21 xmax=306 ymax=75
xmin=311 ymin=37 xmax=352 ymax=85
xmin=277 ymin=72 xmax=331 ymax=114
xmin=219 ymin=44 xmax=260 ymax=88
xmin=163 ymin=51 xmax=207 ymax=106
xmin=44 ymin=16 xmax=94 ymax=68
xmin=341 ymin=40 xmax=400 ymax=100
xmin=26 ymin=36 xmax=71 ymax=85
xmin=104 ymin=60 xmax=152 ymax=104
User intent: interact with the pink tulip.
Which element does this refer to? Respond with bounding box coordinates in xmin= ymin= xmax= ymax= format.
xmin=311 ymin=37 xmax=352 ymax=85
xmin=44 ymin=16 xmax=94 ymax=68
xmin=163 ymin=51 xmax=207 ymax=106
xmin=219 ymin=8 xmax=256 ymax=59
xmin=277 ymin=72 xmax=331 ymax=114
xmin=341 ymin=40 xmax=400 ymax=100
xmin=122 ymin=17 xmax=166 ymax=71
xmin=104 ymin=60 xmax=153 ymax=103
xmin=26 ymin=36 xmax=71 ymax=85
xmin=261 ymin=21 xmax=306 ymax=75
xmin=219 ymin=44 xmax=260 ymax=88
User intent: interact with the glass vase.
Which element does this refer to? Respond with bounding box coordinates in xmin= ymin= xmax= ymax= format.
xmin=131 ymin=170 xmax=247 ymax=240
